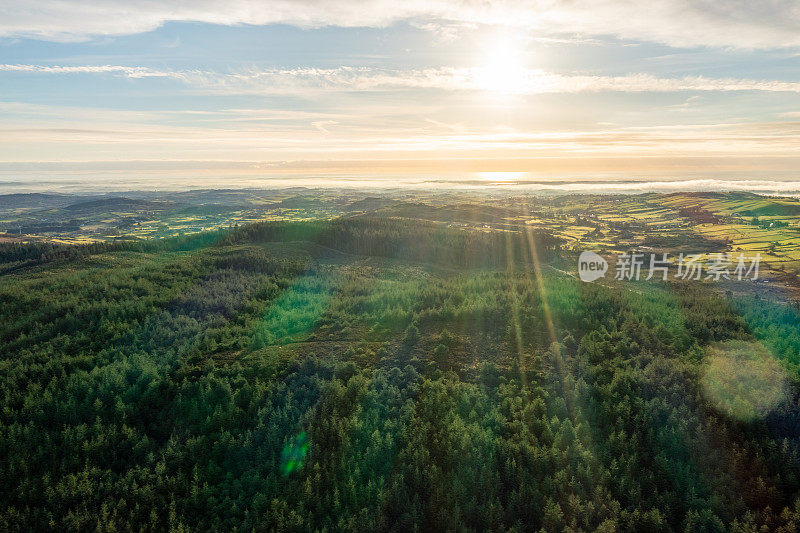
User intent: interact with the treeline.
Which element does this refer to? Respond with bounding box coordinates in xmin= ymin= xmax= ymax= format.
xmin=223 ymin=217 xmax=563 ymax=268
xmin=0 ymin=217 xmax=561 ymax=274
xmin=0 ymin=230 xmax=226 ymax=272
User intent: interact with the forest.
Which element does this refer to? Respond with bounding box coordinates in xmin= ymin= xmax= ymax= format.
xmin=2 ymin=216 xmax=800 ymax=531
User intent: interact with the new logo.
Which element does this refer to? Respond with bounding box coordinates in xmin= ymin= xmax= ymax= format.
xmin=578 ymin=251 xmax=608 ymax=282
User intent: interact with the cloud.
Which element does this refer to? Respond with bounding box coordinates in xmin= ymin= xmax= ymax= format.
xmin=312 ymin=120 xmax=338 ymax=133
xmin=4 ymin=107 xmax=800 ymax=157
xmin=0 ymin=64 xmax=174 ymax=78
xmin=4 ymin=63 xmax=800 ymax=95
xmin=2 ymin=1 xmax=800 ymax=49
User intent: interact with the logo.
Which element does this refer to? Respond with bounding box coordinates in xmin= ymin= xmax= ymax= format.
xmin=577 ymin=251 xmax=760 ymax=283
xmin=578 ymin=251 xmax=608 ymax=282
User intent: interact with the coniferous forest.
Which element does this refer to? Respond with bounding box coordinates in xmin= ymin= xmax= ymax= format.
xmin=3 ymin=217 xmax=800 ymax=532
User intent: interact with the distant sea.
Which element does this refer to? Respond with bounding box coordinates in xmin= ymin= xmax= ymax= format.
xmin=2 ymin=172 xmax=800 ymax=196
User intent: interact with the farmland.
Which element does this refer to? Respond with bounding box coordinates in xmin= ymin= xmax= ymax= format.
xmin=5 ymin=189 xmax=800 ymax=283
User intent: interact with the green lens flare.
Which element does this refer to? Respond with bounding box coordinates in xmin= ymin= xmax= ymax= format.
xmin=281 ymin=431 xmax=310 ymax=476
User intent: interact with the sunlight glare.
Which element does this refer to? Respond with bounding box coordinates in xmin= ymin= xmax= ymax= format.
xmin=473 ymin=36 xmax=529 ymax=95
xmin=476 ymin=171 xmax=527 ymax=183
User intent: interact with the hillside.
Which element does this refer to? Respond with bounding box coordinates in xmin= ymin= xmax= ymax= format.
xmin=2 ymin=214 xmax=800 ymax=530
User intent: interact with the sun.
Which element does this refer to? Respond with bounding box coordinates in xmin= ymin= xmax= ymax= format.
xmin=473 ymin=36 xmax=528 ymax=95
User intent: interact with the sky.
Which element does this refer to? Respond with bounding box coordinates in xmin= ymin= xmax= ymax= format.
xmin=2 ymin=1 xmax=800 ymax=191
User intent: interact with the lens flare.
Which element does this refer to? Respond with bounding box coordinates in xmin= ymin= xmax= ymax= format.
xmin=701 ymin=340 xmax=788 ymax=422
xmin=280 ymin=431 xmax=310 ymax=476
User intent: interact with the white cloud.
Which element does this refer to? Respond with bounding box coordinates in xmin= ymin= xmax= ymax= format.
xmin=2 ymin=0 xmax=800 ymax=49
xmin=4 ymin=63 xmax=800 ymax=95
xmin=0 ymin=64 xmax=174 ymax=78
xmin=311 ymin=120 xmax=338 ymax=133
